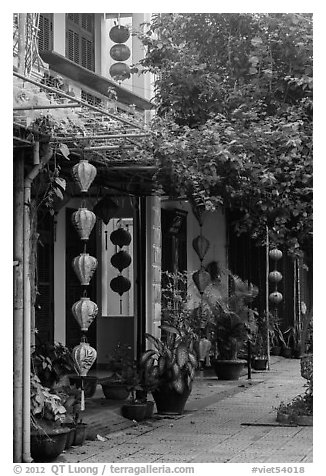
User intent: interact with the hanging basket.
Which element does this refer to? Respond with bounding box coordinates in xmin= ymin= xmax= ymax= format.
xmin=71 ymin=159 xmax=97 ymax=193
xmin=72 ymin=341 xmax=97 ymax=377
xmin=110 ymin=275 xmax=131 ymax=296
xmin=93 ymin=196 xmax=119 ymax=225
xmin=110 ymin=227 xmax=131 ymax=247
xmin=71 ymin=208 xmax=96 ymax=241
xmin=72 ymin=297 xmax=98 ymax=332
xmin=192 ymin=269 xmax=211 ymax=295
xmin=192 ymin=235 xmax=210 ymax=261
xmin=110 ymin=250 xmax=132 ymax=273
xmin=72 ymin=253 xmax=98 ymax=286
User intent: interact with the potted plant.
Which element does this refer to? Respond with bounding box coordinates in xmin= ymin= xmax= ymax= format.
xmin=32 ymin=341 xmax=76 ymax=388
xmin=207 ymin=274 xmax=258 ymax=380
xmin=100 ymin=343 xmax=133 ymax=400
xmin=30 ymin=373 xmax=71 ymax=462
xmin=140 ymin=323 xmax=198 ymax=415
xmin=120 ymin=362 xmax=149 ymax=422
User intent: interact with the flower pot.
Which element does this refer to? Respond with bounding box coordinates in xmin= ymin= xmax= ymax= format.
xmin=152 ymin=385 xmax=192 ymax=415
xmin=72 ymin=423 xmax=88 ymax=446
xmin=69 ymin=375 xmax=98 ymax=398
xmin=212 ymin=359 xmax=247 ymax=380
xmin=121 ymin=402 xmax=148 ymax=421
xmin=31 ymin=427 xmax=70 ymax=462
xmin=276 ymin=411 xmax=295 ymax=424
xmin=64 ymin=424 xmax=76 ymax=450
xmin=270 ymin=346 xmax=282 ymax=356
xmin=145 ymin=400 xmax=155 ymax=419
xmin=101 ymin=382 xmax=129 ymax=400
xmin=296 ymin=415 xmax=313 ymax=426
xmin=251 ymin=358 xmax=268 ymax=371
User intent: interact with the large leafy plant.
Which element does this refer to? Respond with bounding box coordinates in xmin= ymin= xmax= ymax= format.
xmin=140 ymin=325 xmax=198 ymax=394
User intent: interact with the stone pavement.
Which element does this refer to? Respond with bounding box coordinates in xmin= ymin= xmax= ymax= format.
xmin=59 ymin=357 xmax=313 ymax=464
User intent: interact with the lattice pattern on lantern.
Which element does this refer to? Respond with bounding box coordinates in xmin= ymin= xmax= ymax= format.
xmin=110 ymin=224 xmax=132 ymax=313
xmin=72 ymin=339 xmax=97 ymax=411
xmin=268 ymin=248 xmax=283 ymax=306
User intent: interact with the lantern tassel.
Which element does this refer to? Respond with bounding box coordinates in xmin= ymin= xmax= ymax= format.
xmin=80 ymin=376 xmax=85 ymax=411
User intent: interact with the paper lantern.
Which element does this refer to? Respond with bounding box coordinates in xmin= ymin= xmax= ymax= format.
xmin=110 ymin=275 xmax=131 ymax=296
xmin=110 ymin=227 xmax=131 ymax=247
xmin=72 ymin=297 xmax=98 ymax=332
xmin=110 ymin=44 xmax=131 ymax=61
xmin=71 ymin=159 xmax=97 ymax=193
xmin=93 ymin=196 xmax=118 ymax=225
xmin=269 ymin=249 xmax=283 ymax=261
xmin=109 ymin=25 xmax=130 ymax=43
xmin=269 ymin=291 xmax=283 ymax=304
xmin=111 ymin=250 xmax=132 ymax=273
xmin=71 ymin=208 xmax=96 ymax=241
xmin=72 ymin=341 xmax=97 ymax=377
xmin=268 ymin=271 xmax=283 ymax=283
xmin=192 ymin=269 xmax=211 ymax=295
xmin=109 ymin=63 xmax=131 ymax=81
xmin=192 ymin=235 xmax=210 ymax=261
xmin=72 ymin=253 xmax=98 ymax=285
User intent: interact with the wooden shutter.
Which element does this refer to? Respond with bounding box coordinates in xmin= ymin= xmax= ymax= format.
xmin=66 ymin=13 xmax=95 ymax=71
xmin=38 ymin=13 xmax=53 ymax=52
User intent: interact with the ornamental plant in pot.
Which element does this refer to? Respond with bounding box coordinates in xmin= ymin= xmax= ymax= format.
xmin=207 ymin=274 xmax=259 ymax=380
xmin=100 ymin=343 xmax=133 ymax=400
xmin=120 ymin=362 xmax=149 ymax=422
xmin=32 ymin=341 xmax=76 ymax=388
xmin=140 ymin=323 xmax=198 ymax=415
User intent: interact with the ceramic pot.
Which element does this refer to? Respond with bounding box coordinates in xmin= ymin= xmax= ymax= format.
xmin=121 ymin=402 xmax=148 ymax=421
xmin=145 ymin=401 xmax=155 ymax=419
xmin=212 ymin=359 xmax=247 ymax=380
xmin=152 ymin=385 xmax=192 ymax=415
xmin=69 ymin=375 xmax=98 ymax=398
xmin=64 ymin=424 xmax=76 ymax=450
xmin=31 ymin=427 xmax=70 ymax=462
xmin=251 ymin=358 xmax=268 ymax=371
xmin=73 ymin=423 xmax=88 ymax=446
xmin=101 ymin=382 xmax=129 ymax=400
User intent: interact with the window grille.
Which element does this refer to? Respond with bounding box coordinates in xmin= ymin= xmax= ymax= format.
xmin=38 ymin=13 xmax=53 ymax=51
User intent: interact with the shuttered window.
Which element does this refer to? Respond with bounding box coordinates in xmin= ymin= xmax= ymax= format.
xmin=38 ymin=13 xmax=53 ymax=51
xmin=66 ymin=13 xmax=95 ymax=71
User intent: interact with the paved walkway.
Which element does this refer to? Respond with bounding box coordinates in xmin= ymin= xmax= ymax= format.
xmin=59 ymin=357 xmax=313 ymax=464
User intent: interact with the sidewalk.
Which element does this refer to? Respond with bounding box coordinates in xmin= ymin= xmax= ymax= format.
xmin=59 ymin=356 xmax=313 ymax=464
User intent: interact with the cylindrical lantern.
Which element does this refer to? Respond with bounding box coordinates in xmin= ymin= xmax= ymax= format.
xmin=72 ymin=341 xmax=97 ymax=377
xmin=109 ymin=63 xmax=131 ymax=81
xmin=192 ymin=235 xmax=210 ymax=261
xmin=192 ymin=269 xmax=211 ymax=295
xmin=269 ymin=291 xmax=283 ymax=304
xmin=72 ymin=297 xmax=98 ymax=332
xmin=110 ymin=44 xmax=131 ymax=61
xmin=110 ymin=227 xmax=131 ymax=247
xmin=269 ymin=248 xmax=283 ymax=261
xmin=71 ymin=208 xmax=96 ymax=241
xmin=110 ymin=275 xmax=131 ymax=296
xmin=111 ymin=250 xmax=132 ymax=273
xmin=109 ymin=25 xmax=130 ymax=43
xmin=93 ymin=196 xmax=119 ymax=225
xmin=72 ymin=253 xmax=98 ymax=285
xmin=268 ymin=271 xmax=283 ymax=283
xmin=72 ymin=159 xmax=97 ymax=193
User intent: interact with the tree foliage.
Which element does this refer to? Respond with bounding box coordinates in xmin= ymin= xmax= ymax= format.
xmin=136 ymin=13 xmax=313 ymax=256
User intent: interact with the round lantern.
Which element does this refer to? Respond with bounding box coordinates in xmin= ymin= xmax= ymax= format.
xmin=109 ymin=63 xmax=131 ymax=81
xmin=110 ymin=44 xmax=131 ymax=62
xmin=192 ymin=235 xmax=210 ymax=261
xmin=269 ymin=248 xmax=283 ymax=261
xmin=268 ymin=271 xmax=283 ymax=283
xmin=71 ymin=208 xmax=96 ymax=241
xmin=110 ymin=275 xmax=131 ymax=296
xmin=269 ymin=291 xmax=283 ymax=304
xmin=72 ymin=253 xmax=98 ymax=285
xmin=72 ymin=297 xmax=98 ymax=332
xmin=72 ymin=159 xmax=97 ymax=193
xmin=192 ymin=269 xmax=211 ymax=295
xmin=110 ymin=227 xmax=131 ymax=247
xmin=93 ymin=196 xmax=119 ymax=225
xmin=109 ymin=25 xmax=130 ymax=43
xmin=111 ymin=250 xmax=132 ymax=273
xmin=72 ymin=340 xmax=97 ymax=377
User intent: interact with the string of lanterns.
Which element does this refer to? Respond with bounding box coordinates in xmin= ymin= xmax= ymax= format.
xmin=70 ymin=157 xmax=98 ymax=410
xmin=192 ymin=222 xmax=211 ymax=296
xmin=109 ymin=17 xmax=131 ymax=82
xmin=109 ymin=224 xmax=132 ymax=314
xmin=268 ymin=248 xmax=283 ymax=333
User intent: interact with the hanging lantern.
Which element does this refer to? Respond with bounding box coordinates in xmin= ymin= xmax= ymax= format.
xmin=110 ymin=44 xmax=131 ymax=62
xmin=71 ymin=208 xmax=96 ymax=241
xmin=109 ymin=63 xmax=131 ymax=81
xmin=72 ymin=297 xmax=98 ymax=332
xmin=269 ymin=249 xmax=283 ymax=261
xmin=111 ymin=250 xmax=132 ymax=273
xmin=109 ymin=25 xmax=130 ymax=43
xmin=192 ymin=235 xmax=210 ymax=261
xmin=72 ymin=159 xmax=97 ymax=193
xmin=269 ymin=291 xmax=283 ymax=304
xmin=72 ymin=253 xmax=98 ymax=285
xmin=72 ymin=340 xmax=97 ymax=377
xmin=268 ymin=271 xmax=283 ymax=283
xmin=93 ymin=196 xmax=119 ymax=225
xmin=110 ymin=227 xmax=131 ymax=247
xmin=192 ymin=269 xmax=211 ymax=295
xmin=110 ymin=275 xmax=131 ymax=296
